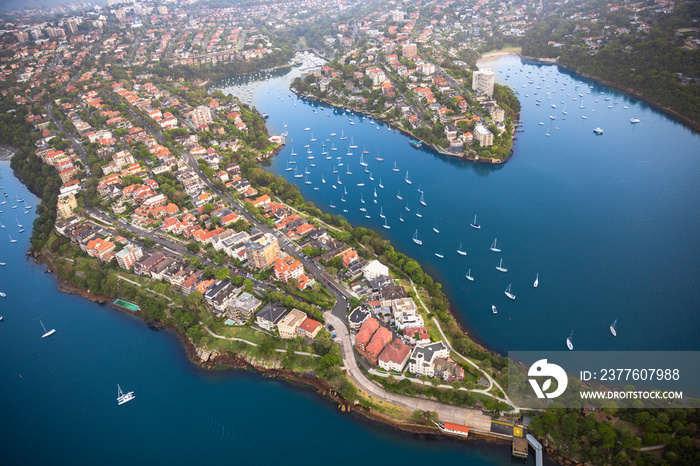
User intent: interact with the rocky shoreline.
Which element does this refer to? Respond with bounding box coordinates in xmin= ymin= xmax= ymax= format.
xmin=29 ymin=247 xmax=522 ymax=451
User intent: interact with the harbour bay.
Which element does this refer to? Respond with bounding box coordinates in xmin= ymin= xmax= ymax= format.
xmin=0 ymin=161 xmax=541 ymax=464
xmin=219 ymin=54 xmax=700 ymax=354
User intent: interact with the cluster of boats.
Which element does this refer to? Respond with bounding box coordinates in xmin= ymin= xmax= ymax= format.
xmin=507 ymin=65 xmax=643 ymax=138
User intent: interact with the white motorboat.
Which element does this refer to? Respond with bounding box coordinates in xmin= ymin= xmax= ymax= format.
xmin=491 ymin=305 xmax=497 ymax=314
xmin=435 ymin=252 xmax=444 ymax=258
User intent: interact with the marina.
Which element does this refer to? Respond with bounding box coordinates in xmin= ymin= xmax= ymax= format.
xmin=232 ymin=54 xmax=700 ymax=354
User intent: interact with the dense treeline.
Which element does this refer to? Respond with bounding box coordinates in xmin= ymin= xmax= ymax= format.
xmin=520 ymin=2 xmax=700 ymax=127
xmin=2 ymin=95 xmax=61 ymax=252
xmin=530 ymin=407 xmax=700 ymax=465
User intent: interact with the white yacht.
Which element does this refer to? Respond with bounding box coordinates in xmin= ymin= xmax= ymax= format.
xmin=495 ymin=258 xmax=508 ymax=272
xmin=470 ymin=215 xmax=480 ymax=229
xmin=117 ymin=384 xmax=135 ymax=405
xmin=566 ymin=331 xmax=574 ymax=350
xmin=40 ymin=320 xmax=55 ymax=338
xmin=504 ymin=283 xmax=516 ymax=300
xmin=412 ymin=230 xmax=422 ymax=246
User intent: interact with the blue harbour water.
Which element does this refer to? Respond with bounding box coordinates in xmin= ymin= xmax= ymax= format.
xmin=2 ymin=53 xmax=698 ymax=465
xmin=219 ymin=55 xmax=700 ymax=354
xmin=0 ymin=162 xmax=538 ymax=464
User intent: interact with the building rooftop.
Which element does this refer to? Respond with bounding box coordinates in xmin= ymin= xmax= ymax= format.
xmin=256 ymin=302 xmax=289 ymax=325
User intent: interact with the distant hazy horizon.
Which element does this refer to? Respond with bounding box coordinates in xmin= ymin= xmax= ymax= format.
xmin=0 ymin=0 xmax=104 ymax=12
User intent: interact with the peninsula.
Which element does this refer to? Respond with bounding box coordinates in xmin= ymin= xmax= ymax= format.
xmin=1 ymin=1 xmax=698 ymax=466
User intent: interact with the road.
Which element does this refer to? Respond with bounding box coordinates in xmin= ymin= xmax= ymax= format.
xmin=324 ymin=308 xmax=492 ymax=431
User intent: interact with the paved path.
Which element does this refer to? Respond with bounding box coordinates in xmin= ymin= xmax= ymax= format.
xmin=204 ymin=326 xmax=320 ymax=358
xmin=407 ymin=281 xmax=516 ymax=411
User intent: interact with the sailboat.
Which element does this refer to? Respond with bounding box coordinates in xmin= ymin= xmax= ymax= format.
xmin=337 ymin=176 xmax=342 ymax=185
xmin=304 ymin=175 xmax=311 ymax=185
xmin=332 ymin=165 xmax=338 ymax=174
xmin=40 ymin=320 xmax=55 ymax=338
xmin=415 ymin=207 xmax=422 ymax=218
xmin=405 ymin=171 xmax=411 ymax=184
xmin=117 ymin=384 xmax=135 ymax=405
xmin=533 ymin=273 xmax=539 ymax=288
xmin=321 ymin=175 xmax=326 ymax=184
xmin=349 ymin=137 xmax=358 ymax=149
xmin=399 ymin=213 xmax=404 ymax=222
xmin=362 ymin=145 xmax=369 ymax=154
xmin=346 ymin=164 xmax=352 ymax=175
xmin=392 ymin=161 xmax=399 ymax=172
xmin=330 ymin=129 xmax=336 ymax=137
xmin=432 ymin=224 xmax=439 ymax=234
xmin=369 ymin=172 xmax=374 ymax=181
xmin=495 ymin=258 xmax=508 ymax=272
xmin=8 ymin=234 xmax=17 ymax=243
xmin=419 ymin=192 xmax=426 ymax=206
xmin=610 ymin=319 xmax=617 ymax=337
xmin=373 ymin=187 xmax=377 ymax=198
xmin=293 ymin=167 xmax=302 ymax=178
xmin=359 ymin=153 xmax=367 ymax=166
xmin=331 ymin=143 xmax=337 ymax=151
xmin=465 ymin=269 xmax=474 ymax=281
xmin=360 ymin=194 xmax=364 ymax=204
xmin=396 ymin=189 xmax=403 ymax=200
xmin=457 ymin=242 xmax=467 ymax=256
xmin=405 ymin=203 xmax=411 ymax=212
xmin=379 ymin=207 xmax=385 ymax=219
xmin=504 ymin=283 xmax=516 ymax=300
xmin=412 ymin=230 xmax=422 ymax=245
xmin=310 ymin=132 xmax=316 ymax=142
xmin=329 ymin=202 xmax=336 ymax=208
xmin=383 ymin=217 xmax=390 ymax=230
xmin=340 ymin=130 xmax=347 ymax=140
xmin=378 ymin=179 xmax=384 ymax=189
xmin=470 ymin=215 xmax=481 ymax=229
xmin=566 ymin=331 xmax=574 ymax=350
xmin=490 ymin=238 xmax=501 ymax=253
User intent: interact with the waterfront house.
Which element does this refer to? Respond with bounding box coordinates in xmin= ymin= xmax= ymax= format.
xmin=434 ymin=357 xmax=465 ymax=382
xmin=354 ymin=317 xmax=380 ymax=352
xmin=348 ymin=308 xmax=370 ymax=333
xmin=365 ymin=326 xmax=393 ymax=366
xmin=377 ymin=338 xmax=411 ymax=372
xmin=277 ymin=308 xmax=307 ymax=339
xmin=255 ymin=302 xmax=289 ymax=332
xmin=297 ymin=317 xmax=321 ymax=339
xmin=407 ymin=341 xmax=449 ymax=377
xmin=226 ymin=292 xmax=262 ymax=320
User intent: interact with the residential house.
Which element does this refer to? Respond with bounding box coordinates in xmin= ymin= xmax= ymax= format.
xmin=277 ymin=308 xmax=307 ymax=339
xmin=255 ymin=302 xmax=289 ymax=332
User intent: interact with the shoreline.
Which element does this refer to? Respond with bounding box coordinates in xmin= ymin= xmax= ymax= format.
xmin=28 ymin=250 xmax=520 ymax=451
xmin=476 ymin=52 xmax=700 ymax=134
xmin=288 ymin=90 xmax=510 ymax=165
